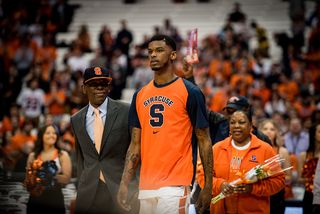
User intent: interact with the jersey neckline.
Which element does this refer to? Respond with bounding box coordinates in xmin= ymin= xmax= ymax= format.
xmin=153 ymin=76 xmax=179 ymax=88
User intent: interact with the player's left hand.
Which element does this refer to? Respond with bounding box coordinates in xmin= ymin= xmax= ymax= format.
xmin=194 ymin=187 xmax=212 ymax=214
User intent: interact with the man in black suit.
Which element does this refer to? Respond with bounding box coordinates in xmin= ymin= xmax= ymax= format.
xmin=70 ymin=66 xmax=139 ymax=214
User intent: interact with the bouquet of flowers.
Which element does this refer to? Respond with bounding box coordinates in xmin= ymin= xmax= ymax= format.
xmin=24 ymin=160 xmax=58 ymax=196
xmin=212 ymin=155 xmax=293 ymax=204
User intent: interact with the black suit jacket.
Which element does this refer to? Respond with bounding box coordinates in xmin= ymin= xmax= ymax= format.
xmin=70 ymin=98 xmax=139 ymax=213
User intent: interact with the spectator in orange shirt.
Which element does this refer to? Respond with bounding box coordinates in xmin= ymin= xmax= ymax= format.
xmin=208 ymin=51 xmax=232 ymax=81
xmin=8 ymin=119 xmax=37 ymax=159
xmin=0 ymin=103 xmax=24 ymax=137
xmin=35 ymin=36 xmax=57 ymax=81
xmin=294 ymin=91 xmax=316 ymax=118
xmin=234 ymin=50 xmax=255 ymax=73
xmin=253 ymin=78 xmax=271 ymax=107
xmin=5 ymin=31 xmax=21 ymax=60
xmin=45 ymin=81 xmax=67 ymax=126
xmin=230 ymin=59 xmax=254 ymax=96
xmin=278 ymin=72 xmax=300 ymax=103
xmin=208 ymin=80 xmax=230 ymax=113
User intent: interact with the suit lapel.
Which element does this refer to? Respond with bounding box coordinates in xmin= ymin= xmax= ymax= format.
xmin=80 ymin=105 xmax=99 ymax=155
xmin=100 ymin=98 xmax=118 ymax=152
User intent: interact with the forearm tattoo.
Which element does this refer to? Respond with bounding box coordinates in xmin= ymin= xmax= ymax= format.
xmin=197 ymin=127 xmax=213 ymax=186
xmin=121 ymin=128 xmax=141 ymax=183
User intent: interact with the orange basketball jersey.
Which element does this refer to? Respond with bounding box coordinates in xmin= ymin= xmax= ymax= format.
xmin=128 ymin=77 xmax=209 ymax=190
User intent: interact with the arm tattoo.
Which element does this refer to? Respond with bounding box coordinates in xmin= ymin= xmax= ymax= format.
xmin=121 ymin=128 xmax=141 ymax=183
xmin=197 ymin=127 xmax=213 ymax=188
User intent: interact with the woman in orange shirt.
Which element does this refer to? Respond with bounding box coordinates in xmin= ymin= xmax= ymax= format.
xmin=198 ymin=110 xmax=285 ymax=214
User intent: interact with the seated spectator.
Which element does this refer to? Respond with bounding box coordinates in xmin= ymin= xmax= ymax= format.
xmin=45 ymin=81 xmax=67 ymax=126
xmin=0 ymin=103 xmax=24 ymax=139
xmin=26 ymin=64 xmax=51 ymax=93
xmin=55 ymin=70 xmax=76 ymax=99
xmin=159 ymin=18 xmax=175 ymax=37
xmin=272 ymin=112 xmax=288 ymax=133
xmin=1 ymin=130 xmax=15 ymax=171
xmin=208 ymin=51 xmax=232 ymax=81
xmin=234 ymin=50 xmax=255 ymax=73
xmin=302 ymin=116 xmax=313 ymax=133
xmin=208 ymin=79 xmax=230 ymax=113
xmin=8 ymin=119 xmax=36 ymax=161
xmin=284 ymin=117 xmax=309 ymax=167
xmin=16 ymin=77 xmax=45 ymax=127
xmin=265 ymin=63 xmax=281 ymax=89
xmin=98 ymin=25 xmax=115 ymax=61
xmin=252 ymin=51 xmax=271 ymax=79
xmin=13 ymin=140 xmax=34 ymax=174
xmin=1 ymin=64 xmax=23 ymax=116
xmin=108 ymin=48 xmax=128 ymax=100
xmin=35 ymin=36 xmax=57 ymax=81
xmin=66 ymin=47 xmax=89 ymax=77
xmin=253 ymin=78 xmax=271 ymax=108
xmin=14 ymin=37 xmax=34 ymax=79
xmin=69 ymin=77 xmax=89 ymax=112
xmin=90 ymin=47 xmax=107 ymax=68
xmin=229 ymin=60 xmax=254 ymax=96
xmin=43 ymin=113 xmax=55 ymax=126
xmin=278 ymin=72 xmax=300 ymax=103
xmin=312 ymin=110 xmax=320 ymax=124
xmin=294 ymin=91 xmax=316 ymax=119
xmin=75 ymin=24 xmax=91 ymax=52
xmin=131 ymin=56 xmax=153 ymax=90
xmin=264 ymin=92 xmax=286 ymax=117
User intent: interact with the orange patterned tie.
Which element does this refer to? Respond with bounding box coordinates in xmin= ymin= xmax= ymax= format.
xmin=93 ymin=109 xmax=105 ymax=182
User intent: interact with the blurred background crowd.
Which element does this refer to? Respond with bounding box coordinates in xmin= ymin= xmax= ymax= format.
xmin=0 ymin=0 xmax=320 ymax=212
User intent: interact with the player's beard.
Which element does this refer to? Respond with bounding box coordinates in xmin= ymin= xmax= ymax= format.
xmin=152 ymin=55 xmax=170 ymax=71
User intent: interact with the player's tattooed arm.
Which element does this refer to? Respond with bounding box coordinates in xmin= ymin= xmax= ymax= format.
xmin=195 ymin=127 xmax=213 ymax=214
xmin=195 ymin=127 xmax=213 ymax=189
xmin=121 ymin=127 xmax=141 ymax=185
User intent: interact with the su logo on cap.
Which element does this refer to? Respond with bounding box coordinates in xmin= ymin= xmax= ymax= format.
xmin=228 ymin=96 xmax=240 ymax=103
xmin=94 ymin=67 xmax=102 ymax=75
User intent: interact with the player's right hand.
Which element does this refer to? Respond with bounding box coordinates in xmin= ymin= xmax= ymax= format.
xmin=117 ymin=182 xmax=131 ymax=211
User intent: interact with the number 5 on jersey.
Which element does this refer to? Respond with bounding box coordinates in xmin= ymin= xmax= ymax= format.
xmin=149 ymin=104 xmax=164 ymax=127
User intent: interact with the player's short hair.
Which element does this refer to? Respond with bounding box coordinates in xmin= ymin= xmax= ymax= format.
xmin=149 ymin=35 xmax=176 ymax=51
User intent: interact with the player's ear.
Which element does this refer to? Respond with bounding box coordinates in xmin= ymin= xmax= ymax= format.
xmin=170 ymin=51 xmax=177 ymax=60
xmin=81 ymin=84 xmax=86 ymax=94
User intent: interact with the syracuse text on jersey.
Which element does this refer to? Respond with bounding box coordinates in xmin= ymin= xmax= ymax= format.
xmin=143 ymin=95 xmax=174 ymax=107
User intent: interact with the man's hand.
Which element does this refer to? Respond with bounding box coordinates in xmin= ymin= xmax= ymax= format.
xmin=181 ymin=58 xmax=194 ymax=79
xmin=194 ymin=187 xmax=212 ymax=214
xmin=117 ymin=182 xmax=131 ymax=211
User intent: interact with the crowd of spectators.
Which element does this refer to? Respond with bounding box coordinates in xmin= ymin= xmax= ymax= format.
xmin=0 ymin=0 xmax=320 ymax=207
